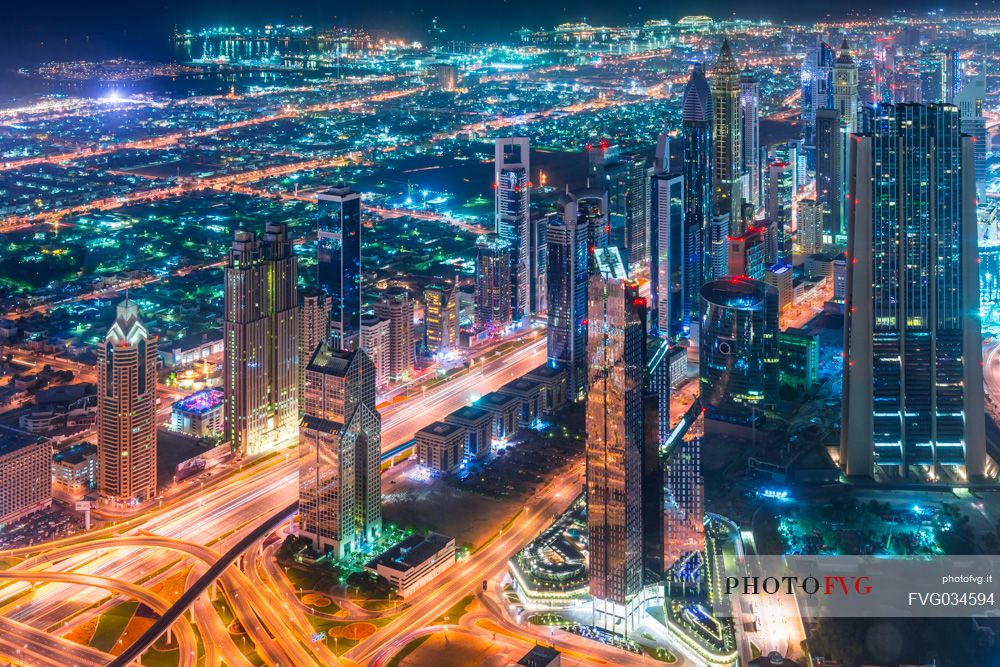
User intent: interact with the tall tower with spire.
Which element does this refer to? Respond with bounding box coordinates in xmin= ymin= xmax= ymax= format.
xmin=681 ymin=62 xmax=713 ymax=334
xmin=711 ymin=39 xmax=743 ymax=231
xmin=98 ymin=298 xmax=158 ymax=505
xmin=833 ymin=39 xmax=859 ymax=134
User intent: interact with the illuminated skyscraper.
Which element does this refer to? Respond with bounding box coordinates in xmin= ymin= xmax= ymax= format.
xmin=585 ymin=247 xmax=658 ymax=634
xmin=373 ymin=289 xmax=414 ymax=382
xmin=843 ymin=103 xmax=986 ymax=482
xmin=495 ymin=137 xmax=531 ymax=323
xmin=298 ymin=288 xmax=331 ymax=416
xmin=955 ymin=72 xmax=987 ymax=192
xmin=797 ymin=198 xmax=821 ymax=256
xmin=423 ymin=283 xmax=458 ymax=356
xmin=650 ymin=161 xmax=686 ymax=338
xmin=299 ymin=344 xmax=381 ymax=558
xmin=711 ymin=39 xmax=743 ymax=229
xmin=547 ymin=192 xmax=589 ymax=400
xmin=833 ymin=40 xmax=859 ymax=134
xmin=576 ymin=187 xmax=610 ymax=262
xmin=360 ymin=315 xmax=390 ymax=392
xmin=681 ymin=63 xmax=713 ymax=319
xmin=815 ymin=108 xmax=843 ymax=250
xmin=766 ymin=160 xmax=793 ymax=263
xmin=801 ymin=41 xmax=835 ymax=167
xmin=739 ymin=70 xmax=760 ymax=208
xmin=224 ymin=224 xmax=299 ymax=456
xmin=590 ymin=143 xmax=649 ymax=268
xmin=699 ymin=277 xmax=779 ymax=430
xmin=98 ymin=298 xmax=157 ymax=505
xmin=475 ymin=235 xmax=513 ymax=331
xmin=316 ymin=186 xmax=362 ymax=351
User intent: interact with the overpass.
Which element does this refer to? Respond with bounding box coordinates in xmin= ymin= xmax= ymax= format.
xmin=107 ymin=500 xmax=298 ymax=667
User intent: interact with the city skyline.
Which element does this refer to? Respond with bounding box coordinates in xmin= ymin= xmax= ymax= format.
xmin=0 ymin=8 xmax=998 ymax=667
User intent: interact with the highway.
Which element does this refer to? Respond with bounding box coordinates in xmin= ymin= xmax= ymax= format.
xmin=0 ymin=331 xmax=552 ymax=666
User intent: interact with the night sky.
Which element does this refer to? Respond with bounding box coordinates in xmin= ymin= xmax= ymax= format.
xmin=0 ymin=0 xmax=994 ymax=65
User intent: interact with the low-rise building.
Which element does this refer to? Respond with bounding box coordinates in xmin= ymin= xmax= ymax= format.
xmin=500 ymin=378 xmax=543 ymax=427
xmin=0 ymin=428 xmax=52 ymax=525
xmin=52 ymin=442 xmax=98 ymax=497
xmin=19 ymin=383 xmax=97 ymax=434
xmin=366 ymin=532 xmax=456 ymax=597
xmin=445 ymin=405 xmax=493 ymax=460
xmin=415 ymin=421 xmax=466 ymax=474
xmin=170 ymin=388 xmax=225 ymax=439
xmin=517 ymin=646 xmax=562 ymax=667
xmin=476 ymin=391 xmax=520 ymax=443
xmin=523 ymin=363 xmax=568 ymax=413
xmin=160 ymin=332 xmax=224 ymax=367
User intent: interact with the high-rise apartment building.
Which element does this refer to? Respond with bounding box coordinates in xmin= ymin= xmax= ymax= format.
xmin=360 ymin=315 xmax=390 ymax=392
xmin=299 ymin=344 xmax=381 ymax=558
xmin=495 ymin=137 xmax=531 ymax=323
xmin=373 ymin=289 xmax=414 ymax=382
xmin=298 ymin=288 xmax=331 ymax=415
xmin=843 ymin=103 xmax=986 ymax=483
xmin=98 ymin=298 xmax=158 ymax=504
xmin=423 ymin=283 xmax=458 ymax=356
xmin=316 ymin=186 xmax=362 ymax=351
xmin=475 ymin=235 xmax=513 ymax=331
xmin=739 ymin=70 xmax=760 ymax=208
xmin=797 ymin=198 xmax=821 ymax=256
xmin=650 ymin=164 xmax=686 ymax=338
xmin=224 ymin=224 xmax=299 ymax=456
xmin=547 ymin=192 xmax=590 ymax=400
xmin=712 ymin=39 xmax=743 ymax=229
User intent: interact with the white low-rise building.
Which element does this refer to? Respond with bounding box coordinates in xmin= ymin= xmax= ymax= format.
xmin=366 ymin=532 xmax=456 ymax=597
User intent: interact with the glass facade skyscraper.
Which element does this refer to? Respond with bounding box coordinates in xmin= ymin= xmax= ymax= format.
xmin=699 ymin=277 xmax=779 ymax=427
xmin=585 ymin=247 xmax=650 ymax=633
xmin=316 ymin=186 xmax=362 ymax=352
xmin=495 ymin=137 xmax=532 ymax=323
xmin=547 ymin=193 xmax=589 ymax=400
xmin=681 ymin=63 xmax=713 ymax=327
xmin=842 ymin=103 xmax=986 ymax=482
xmin=299 ymin=344 xmax=381 ymax=558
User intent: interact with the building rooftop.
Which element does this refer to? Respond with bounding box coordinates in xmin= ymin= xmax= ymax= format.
xmin=501 ymin=377 xmax=541 ymax=395
xmin=173 ymin=388 xmax=225 ymax=415
xmin=307 ymin=343 xmax=356 ymax=377
xmin=524 ymin=363 xmax=568 ymax=382
xmin=701 ymin=277 xmax=773 ymax=311
xmin=35 ymin=383 xmax=95 ymax=406
xmin=517 ymin=645 xmax=562 ymax=667
xmin=446 ymin=405 xmax=491 ymax=423
xmin=415 ymin=421 xmax=465 ymax=439
xmin=53 ymin=442 xmax=97 ymax=465
xmin=300 ymin=414 xmax=345 ymax=434
xmin=0 ymin=426 xmax=47 ymax=458
xmin=476 ymin=391 xmax=519 ymax=410
xmin=366 ymin=532 xmax=454 ymax=573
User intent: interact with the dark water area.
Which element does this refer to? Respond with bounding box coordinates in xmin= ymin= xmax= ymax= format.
xmin=354 ymin=147 xmax=592 ymax=204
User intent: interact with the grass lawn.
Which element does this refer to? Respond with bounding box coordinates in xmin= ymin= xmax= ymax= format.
xmin=89 ymin=601 xmax=139 ymax=653
xmin=434 ymin=594 xmax=475 ymax=625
